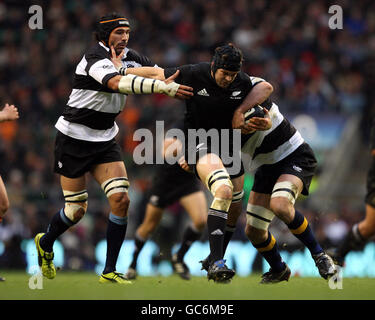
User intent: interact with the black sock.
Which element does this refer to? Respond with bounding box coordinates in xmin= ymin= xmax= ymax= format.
xmin=253 ymin=231 xmax=285 ymax=273
xmin=103 ymin=213 xmax=128 ymax=274
xmin=40 ymin=209 xmax=74 ymax=252
xmin=336 ymin=223 xmax=367 ymax=258
xmin=207 ymin=208 xmax=227 ymax=263
xmin=129 ymin=233 xmax=146 ymax=270
xmin=223 ymin=224 xmax=236 ymax=256
xmin=176 ymin=225 xmax=202 ymax=262
xmin=287 ymin=210 xmax=323 ymax=256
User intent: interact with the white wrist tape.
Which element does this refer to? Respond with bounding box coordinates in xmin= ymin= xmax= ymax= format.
xmin=118 ymin=74 xmax=179 ymax=97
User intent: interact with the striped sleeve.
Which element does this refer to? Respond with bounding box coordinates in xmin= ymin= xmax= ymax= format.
xmin=85 ymin=55 xmax=119 ymax=85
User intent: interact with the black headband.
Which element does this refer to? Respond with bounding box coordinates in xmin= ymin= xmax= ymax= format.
xmin=97 ymin=17 xmax=130 ymax=46
xmin=211 ymin=44 xmax=243 ymax=74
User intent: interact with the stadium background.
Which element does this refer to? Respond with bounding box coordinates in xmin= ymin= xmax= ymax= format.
xmin=0 ymin=0 xmax=374 ymax=278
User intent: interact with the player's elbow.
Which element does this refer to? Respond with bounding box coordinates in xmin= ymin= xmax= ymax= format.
xmin=106 ymin=76 xmax=121 ymax=92
xmin=262 ymin=82 xmax=273 ymax=95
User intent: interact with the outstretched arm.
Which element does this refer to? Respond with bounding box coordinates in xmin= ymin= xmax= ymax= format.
xmin=108 ymin=46 xmax=191 ymax=99
xmin=106 ymin=70 xmax=192 ymax=99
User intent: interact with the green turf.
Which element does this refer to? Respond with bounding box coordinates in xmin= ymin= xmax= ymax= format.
xmin=0 ymin=271 xmax=374 ymax=300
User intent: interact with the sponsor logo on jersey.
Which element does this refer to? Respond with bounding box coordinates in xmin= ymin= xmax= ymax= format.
xmin=293 ymin=165 xmax=302 ymax=172
xmin=197 ymin=88 xmax=209 ymax=96
xmin=230 ymin=90 xmax=242 ymax=99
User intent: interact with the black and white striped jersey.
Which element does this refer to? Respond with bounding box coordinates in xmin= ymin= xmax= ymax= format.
xmin=241 ymin=77 xmax=304 ymax=171
xmin=55 ymin=41 xmax=154 ymax=142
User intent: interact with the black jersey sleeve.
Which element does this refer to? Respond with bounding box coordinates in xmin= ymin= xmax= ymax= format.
xmin=125 ymin=49 xmax=155 ymax=67
xmin=164 ymin=64 xmax=196 ymax=84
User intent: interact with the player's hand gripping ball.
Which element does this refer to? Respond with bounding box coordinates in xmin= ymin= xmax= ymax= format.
xmin=244 ymin=105 xmax=265 ymax=124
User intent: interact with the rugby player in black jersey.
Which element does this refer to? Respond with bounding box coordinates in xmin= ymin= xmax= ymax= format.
xmin=126 ymin=132 xmax=207 ymax=281
xmin=329 ymin=117 xmax=375 ymax=266
xmin=125 ymin=43 xmax=271 ymax=283
xmin=128 ymin=42 xmax=337 ymax=283
xmin=34 ymin=13 xmax=193 ymax=284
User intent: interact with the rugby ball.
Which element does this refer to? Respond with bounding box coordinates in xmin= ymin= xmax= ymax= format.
xmin=244 ymin=105 xmax=265 ymax=123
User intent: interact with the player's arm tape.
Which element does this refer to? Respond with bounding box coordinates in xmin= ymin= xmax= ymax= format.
xmin=118 ymin=74 xmax=179 ymax=97
xmin=246 ymin=204 xmax=275 ymax=230
xmin=271 ymin=181 xmax=299 ymax=204
xmin=101 ymin=177 xmax=130 ymax=197
xmin=118 ymin=67 xmax=127 ymax=75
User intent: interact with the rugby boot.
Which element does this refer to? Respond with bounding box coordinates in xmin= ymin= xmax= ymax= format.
xmin=313 ymin=252 xmax=337 ymax=280
xmin=260 ymin=263 xmax=291 ymax=284
xmin=99 ymin=271 xmax=132 ymax=284
xmin=207 ymin=259 xmax=235 ymax=283
xmin=34 ymin=233 xmax=56 ymax=279
xmin=171 ymin=254 xmax=191 ymax=280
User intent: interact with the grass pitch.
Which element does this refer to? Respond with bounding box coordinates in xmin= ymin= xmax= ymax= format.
xmin=0 ymin=271 xmax=374 ymax=300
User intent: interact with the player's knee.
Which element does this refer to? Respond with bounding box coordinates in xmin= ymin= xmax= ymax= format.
xmin=270 ymin=181 xmax=299 ymax=222
xmin=215 ymin=184 xmax=233 ymax=200
xmin=111 ymin=192 xmax=130 ymax=216
xmin=269 ymin=198 xmax=294 ymax=223
xmin=245 ymin=224 xmax=268 ymax=244
xmin=110 ymin=192 xmax=130 ymax=216
xmin=205 ymin=169 xmax=233 ymax=198
xmin=63 ymin=190 xmax=88 ymax=223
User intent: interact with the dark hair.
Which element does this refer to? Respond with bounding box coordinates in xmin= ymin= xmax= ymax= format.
xmin=94 ymin=12 xmax=130 ymax=46
xmin=211 ymin=43 xmax=243 ymax=74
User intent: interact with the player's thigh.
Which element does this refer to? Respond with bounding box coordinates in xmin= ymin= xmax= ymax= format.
xmin=180 ymin=191 xmax=207 ymax=227
xmin=90 ymin=161 xmax=128 ymax=182
xmin=196 ymin=153 xmax=226 ymax=180
xmin=60 ymin=174 xmax=86 ymax=192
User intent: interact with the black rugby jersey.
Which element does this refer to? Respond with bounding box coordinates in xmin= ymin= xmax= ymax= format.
xmin=164 ymin=62 xmax=272 ymax=132
xmin=55 ymin=42 xmax=154 ymax=142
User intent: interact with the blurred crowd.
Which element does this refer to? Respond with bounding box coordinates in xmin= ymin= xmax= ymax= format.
xmin=0 ymin=0 xmax=373 ymax=271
